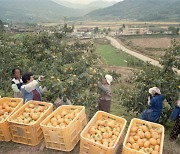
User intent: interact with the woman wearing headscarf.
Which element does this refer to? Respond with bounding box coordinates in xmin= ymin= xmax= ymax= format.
xmin=98 ymin=75 xmax=113 ymax=113
xmin=140 ymin=87 xmax=164 ymax=122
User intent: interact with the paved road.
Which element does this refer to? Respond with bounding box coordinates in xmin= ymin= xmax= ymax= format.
xmin=106 ymin=36 xmax=180 ymax=75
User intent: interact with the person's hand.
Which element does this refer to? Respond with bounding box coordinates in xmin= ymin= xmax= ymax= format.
xmin=177 ymin=100 xmax=180 ymax=107
xmin=147 ymin=96 xmax=151 ymax=105
xmin=42 ymin=87 xmax=47 ymax=92
xmin=38 ymin=75 xmax=45 ymax=82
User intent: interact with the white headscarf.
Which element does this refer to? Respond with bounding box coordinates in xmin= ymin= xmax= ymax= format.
xmin=149 ymin=87 xmax=161 ymax=96
xmin=177 ymin=100 xmax=180 ymax=107
xmin=105 ymin=75 xmax=113 ymax=85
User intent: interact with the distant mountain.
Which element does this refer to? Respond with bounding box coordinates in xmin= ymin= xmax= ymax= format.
xmin=52 ymin=0 xmax=85 ymax=9
xmin=85 ymin=0 xmax=117 ymax=10
xmin=86 ymin=0 xmax=180 ymax=21
xmin=52 ymin=0 xmax=117 ymax=12
xmin=0 ymin=0 xmax=83 ymax=22
xmin=1 ymin=0 xmax=179 ymax=23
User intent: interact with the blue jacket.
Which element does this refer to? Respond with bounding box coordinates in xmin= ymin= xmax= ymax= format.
xmin=170 ymin=106 xmax=180 ymax=121
xmin=140 ymin=94 xmax=164 ymax=122
xmin=148 ymin=94 xmax=164 ymax=121
xmin=150 ymin=94 xmax=164 ymax=112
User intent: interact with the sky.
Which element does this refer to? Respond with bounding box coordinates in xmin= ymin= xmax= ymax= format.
xmin=65 ymin=0 xmax=122 ymax=4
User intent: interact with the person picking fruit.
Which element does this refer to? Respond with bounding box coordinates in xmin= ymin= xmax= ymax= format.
xmin=21 ymin=72 xmax=45 ymax=103
xmin=140 ymin=87 xmax=164 ymax=123
xmin=97 ymin=74 xmax=113 ymax=113
xmin=11 ymin=68 xmax=23 ymax=98
xmin=169 ymin=99 xmax=180 ymax=141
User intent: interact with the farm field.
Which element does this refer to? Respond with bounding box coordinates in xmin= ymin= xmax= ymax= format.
xmin=118 ymin=35 xmax=180 ymax=59
xmin=40 ymin=21 xmax=180 ymax=31
xmin=96 ymin=44 xmax=143 ymax=67
xmin=131 ymin=37 xmax=179 ymax=49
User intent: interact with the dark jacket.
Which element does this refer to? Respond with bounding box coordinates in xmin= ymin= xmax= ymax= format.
xmin=150 ymin=94 xmax=164 ymax=112
xmin=140 ymin=94 xmax=164 ymax=122
xmin=170 ymin=106 xmax=180 ymax=121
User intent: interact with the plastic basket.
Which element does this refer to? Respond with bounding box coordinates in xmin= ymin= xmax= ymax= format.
xmin=7 ymin=100 xmax=53 ymax=146
xmin=40 ymin=105 xmax=87 ymax=151
xmin=80 ymin=111 xmax=127 ymax=154
xmin=0 ymin=97 xmax=23 ymax=141
xmin=122 ymin=118 xmax=164 ymax=154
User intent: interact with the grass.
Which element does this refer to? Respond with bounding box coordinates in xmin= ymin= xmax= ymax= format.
xmin=111 ymin=83 xmax=135 ymax=123
xmin=96 ymin=44 xmax=142 ymax=67
xmin=10 ymin=33 xmax=28 ymax=40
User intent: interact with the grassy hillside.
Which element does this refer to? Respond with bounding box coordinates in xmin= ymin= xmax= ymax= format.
xmin=86 ymin=0 xmax=180 ymax=21
xmin=0 ymin=0 xmax=82 ymax=22
xmin=0 ymin=0 xmax=118 ymax=22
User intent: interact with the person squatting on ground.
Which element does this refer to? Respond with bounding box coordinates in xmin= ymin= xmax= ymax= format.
xmin=140 ymin=87 xmax=164 ymax=123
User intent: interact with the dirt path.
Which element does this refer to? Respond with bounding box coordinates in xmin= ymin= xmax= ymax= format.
xmin=106 ymin=36 xmax=180 ymax=75
xmin=96 ymin=64 xmax=134 ymax=79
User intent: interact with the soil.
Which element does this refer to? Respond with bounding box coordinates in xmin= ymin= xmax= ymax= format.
xmin=96 ymin=64 xmax=134 ymax=79
xmin=0 ymin=140 xmax=123 ymax=154
xmin=0 ymin=139 xmax=177 ymax=154
xmin=130 ymin=38 xmax=174 ymax=49
xmin=0 ymin=141 xmax=79 ymax=154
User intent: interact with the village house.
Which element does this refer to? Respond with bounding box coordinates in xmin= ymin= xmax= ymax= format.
xmin=122 ymin=26 xmax=149 ymax=35
xmin=75 ymin=27 xmax=95 ymax=33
